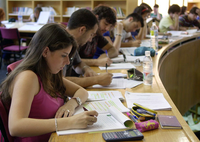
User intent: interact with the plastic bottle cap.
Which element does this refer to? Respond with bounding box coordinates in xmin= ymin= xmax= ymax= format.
xmin=145 ymin=51 xmax=150 ymax=56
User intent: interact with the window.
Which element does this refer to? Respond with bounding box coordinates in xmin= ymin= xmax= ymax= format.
xmin=156 ymin=0 xmax=169 ymax=16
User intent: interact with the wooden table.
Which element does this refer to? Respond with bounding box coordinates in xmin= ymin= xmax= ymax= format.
xmin=49 ymin=35 xmax=200 ymax=142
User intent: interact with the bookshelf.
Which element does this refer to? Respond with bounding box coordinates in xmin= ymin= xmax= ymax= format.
xmin=6 ymin=0 xmax=138 ymax=22
xmin=187 ymin=0 xmax=200 ymax=11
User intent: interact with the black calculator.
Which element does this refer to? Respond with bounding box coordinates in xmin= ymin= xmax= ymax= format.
xmin=102 ymin=129 xmax=144 ymax=141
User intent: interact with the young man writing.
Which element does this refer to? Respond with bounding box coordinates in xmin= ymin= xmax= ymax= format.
xmin=64 ymin=9 xmax=113 ymax=87
xmin=116 ymin=12 xmax=144 ymax=47
xmin=78 ymin=5 xmax=119 ymax=67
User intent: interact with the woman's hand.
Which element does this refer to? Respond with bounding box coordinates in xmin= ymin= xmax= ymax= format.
xmin=70 ymin=111 xmax=98 ymax=129
xmin=55 ymin=99 xmax=78 ymax=118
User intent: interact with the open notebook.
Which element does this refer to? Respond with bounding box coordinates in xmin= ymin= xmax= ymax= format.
xmin=57 ymin=106 xmax=133 ymax=136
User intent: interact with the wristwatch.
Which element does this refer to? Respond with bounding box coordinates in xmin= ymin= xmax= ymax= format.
xmin=72 ymin=97 xmax=82 ymax=106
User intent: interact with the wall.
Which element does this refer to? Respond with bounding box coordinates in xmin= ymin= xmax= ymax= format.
xmin=0 ymin=0 xmax=6 ymax=18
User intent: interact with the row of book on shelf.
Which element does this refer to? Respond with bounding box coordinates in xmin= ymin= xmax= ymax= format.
xmin=11 ymin=6 xmax=125 ymax=17
xmin=112 ymin=7 xmax=125 ymax=17
xmin=12 ymin=7 xmax=57 ymax=15
xmin=64 ymin=6 xmax=125 ymax=17
xmin=56 ymin=90 xmax=182 ymax=136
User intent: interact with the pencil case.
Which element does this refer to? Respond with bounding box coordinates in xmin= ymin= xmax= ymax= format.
xmin=127 ymin=68 xmax=143 ymax=81
xmin=131 ymin=103 xmax=157 ymax=121
xmin=135 ymin=120 xmax=159 ymax=132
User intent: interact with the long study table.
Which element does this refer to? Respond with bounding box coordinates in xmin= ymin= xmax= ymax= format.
xmin=48 ymin=34 xmax=200 ymax=142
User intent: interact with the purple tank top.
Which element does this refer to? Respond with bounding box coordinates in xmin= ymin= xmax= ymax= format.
xmin=14 ymin=76 xmax=64 ymax=142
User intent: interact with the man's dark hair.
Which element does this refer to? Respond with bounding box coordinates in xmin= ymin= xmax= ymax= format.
xmin=154 ymin=4 xmax=159 ymax=8
xmin=126 ymin=13 xmax=144 ymax=27
xmin=134 ymin=5 xmax=150 ymax=16
xmin=190 ymin=7 xmax=199 ymax=15
xmin=68 ymin=9 xmax=98 ymax=31
xmin=140 ymin=3 xmax=152 ymax=12
xmin=168 ymin=4 xmax=180 ymax=14
xmin=92 ymin=5 xmax=116 ymax=26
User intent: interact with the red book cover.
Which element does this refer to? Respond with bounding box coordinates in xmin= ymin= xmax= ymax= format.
xmin=158 ymin=115 xmax=182 ymax=129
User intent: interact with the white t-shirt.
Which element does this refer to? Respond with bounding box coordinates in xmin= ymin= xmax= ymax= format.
xmin=114 ymin=26 xmax=132 ymax=42
xmin=29 ymin=13 xmax=34 ymax=21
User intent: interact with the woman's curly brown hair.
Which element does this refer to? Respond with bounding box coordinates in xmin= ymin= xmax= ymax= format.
xmin=0 ymin=8 xmax=5 ymax=21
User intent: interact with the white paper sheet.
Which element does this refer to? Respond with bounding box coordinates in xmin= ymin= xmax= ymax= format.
xmin=112 ymin=73 xmax=127 ymax=78
xmin=99 ymin=63 xmax=135 ymax=70
xmin=90 ymin=79 xmax=142 ymax=89
xmin=18 ymin=24 xmax=43 ymax=31
xmin=125 ymin=91 xmax=172 ymax=110
xmin=111 ymin=55 xmax=145 ymax=63
xmin=37 ymin=11 xmax=50 ymax=25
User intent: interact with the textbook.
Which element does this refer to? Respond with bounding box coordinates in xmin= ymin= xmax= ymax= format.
xmin=57 ymin=106 xmax=133 ymax=136
xmin=157 ymin=115 xmax=182 ymax=129
xmin=87 ymin=91 xmax=125 ymax=101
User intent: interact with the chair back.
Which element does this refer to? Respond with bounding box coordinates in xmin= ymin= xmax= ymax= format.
xmin=60 ymin=22 xmax=68 ymax=26
xmin=7 ymin=59 xmax=22 ymax=75
xmin=0 ymin=28 xmax=20 ymax=40
xmin=0 ymin=97 xmax=14 ymax=142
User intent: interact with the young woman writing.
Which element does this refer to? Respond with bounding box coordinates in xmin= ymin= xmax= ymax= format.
xmin=0 ymin=23 xmax=98 ymax=142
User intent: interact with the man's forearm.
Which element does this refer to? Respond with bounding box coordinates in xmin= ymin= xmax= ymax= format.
xmin=103 ymin=47 xmax=118 ymax=58
xmin=65 ymin=76 xmax=98 ymax=88
xmin=174 ymin=18 xmax=179 ymax=30
xmin=73 ymin=61 xmax=89 ymax=75
xmin=121 ymin=42 xmax=134 ymax=47
xmin=81 ymin=59 xmax=100 ymax=66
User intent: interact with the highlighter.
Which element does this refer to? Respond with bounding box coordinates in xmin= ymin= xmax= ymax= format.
xmin=127 ymin=112 xmax=138 ymax=123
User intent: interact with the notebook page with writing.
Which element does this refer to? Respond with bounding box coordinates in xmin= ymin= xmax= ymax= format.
xmin=57 ymin=106 xmax=133 ymax=136
xmin=87 ymin=91 xmax=124 ymax=101
xmin=75 ymin=99 xmax=129 ymax=114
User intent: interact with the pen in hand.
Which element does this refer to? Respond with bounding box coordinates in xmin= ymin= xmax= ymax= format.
xmin=105 ymin=50 xmax=109 ymax=72
xmin=83 ymin=107 xmax=96 ymax=117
